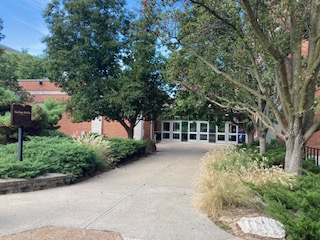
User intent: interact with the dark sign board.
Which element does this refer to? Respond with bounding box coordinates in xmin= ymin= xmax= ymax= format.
xmin=11 ymin=104 xmax=32 ymax=127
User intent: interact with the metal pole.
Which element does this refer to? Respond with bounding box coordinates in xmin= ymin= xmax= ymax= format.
xmin=18 ymin=126 xmax=23 ymax=161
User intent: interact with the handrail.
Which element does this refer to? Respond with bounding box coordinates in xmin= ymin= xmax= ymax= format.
xmin=305 ymin=146 xmax=320 ymax=165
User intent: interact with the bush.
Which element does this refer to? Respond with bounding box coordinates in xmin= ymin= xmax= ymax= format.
xmin=108 ymin=138 xmax=149 ymax=163
xmin=263 ymin=140 xmax=286 ymax=166
xmin=194 ymin=148 xmax=295 ymax=217
xmin=0 ymin=136 xmax=102 ymax=183
xmin=302 ymin=158 xmax=320 ymax=174
xmin=73 ymin=134 xmax=115 ymax=170
xmin=256 ymin=173 xmax=320 ymax=239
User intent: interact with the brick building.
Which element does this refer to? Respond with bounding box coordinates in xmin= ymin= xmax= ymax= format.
xmin=18 ymin=79 xmax=153 ymax=140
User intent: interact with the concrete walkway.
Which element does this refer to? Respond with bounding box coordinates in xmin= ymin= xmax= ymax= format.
xmin=0 ymin=142 xmax=239 ymax=240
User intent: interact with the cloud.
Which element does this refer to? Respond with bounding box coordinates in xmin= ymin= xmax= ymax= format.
xmin=24 ymin=0 xmax=51 ymax=10
xmin=28 ymin=42 xmax=46 ymax=56
xmin=13 ymin=17 xmax=49 ymax=35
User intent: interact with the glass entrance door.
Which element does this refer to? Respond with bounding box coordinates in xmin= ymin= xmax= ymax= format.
xmin=188 ymin=121 xmax=209 ymax=142
xmin=198 ymin=121 xmax=209 ymax=142
xmin=188 ymin=121 xmax=197 ymax=142
xmin=172 ymin=121 xmax=181 ymax=141
xmin=216 ymin=122 xmax=226 ymax=143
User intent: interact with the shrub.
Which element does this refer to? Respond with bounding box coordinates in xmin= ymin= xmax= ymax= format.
xmin=302 ymin=158 xmax=320 ymax=174
xmin=73 ymin=134 xmax=115 ymax=170
xmin=194 ymin=148 xmax=296 ymax=217
xmin=256 ymin=173 xmax=320 ymax=239
xmin=0 ymin=136 xmax=101 ymax=183
xmin=108 ymin=138 xmax=149 ymax=163
xmin=263 ymin=140 xmax=286 ymax=166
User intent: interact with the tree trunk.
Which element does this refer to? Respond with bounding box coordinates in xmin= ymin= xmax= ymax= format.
xmin=284 ymin=132 xmax=305 ymax=174
xmin=246 ymin=129 xmax=254 ymax=145
xmin=127 ymin=127 xmax=134 ymax=139
xmin=259 ymin=133 xmax=266 ymax=154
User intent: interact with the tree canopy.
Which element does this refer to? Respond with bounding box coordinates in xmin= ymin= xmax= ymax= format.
xmin=148 ymin=0 xmax=320 ymax=174
xmin=1 ymin=52 xmax=47 ymax=79
xmin=43 ymin=0 xmax=168 ymax=138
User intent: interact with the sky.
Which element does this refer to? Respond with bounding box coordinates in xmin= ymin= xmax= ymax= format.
xmin=0 ymin=0 xmax=140 ymax=56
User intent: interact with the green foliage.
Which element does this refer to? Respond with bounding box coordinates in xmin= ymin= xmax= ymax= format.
xmin=108 ymin=138 xmax=148 ymax=162
xmin=30 ymin=98 xmax=66 ymax=135
xmin=1 ymin=52 xmax=47 ymax=79
xmin=0 ymin=137 xmax=101 ymax=183
xmin=238 ymin=140 xmax=286 ymax=166
xmin=256 ymin=173 xmax=320 ymax=239
xmin=263 ymin=140 xmax=286 ymax=166
xmin=302 ymin=159 xmax=320 ymax=174
xmin=43 ymin=0 xmax=168 ymax=138
xmin=0 ymin=87 xmax=20 ymax=108
xmin=194 ymin=148 xmax=295 ymax=217
xmin=0 ymin=111 xmax=12 ymax=127
xmin=73 ymin=134 xmax=116 ymax=170
xmin=0 ymin=136 xmax=150 ymax=182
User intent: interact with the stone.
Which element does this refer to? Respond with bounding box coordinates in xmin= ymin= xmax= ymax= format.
xmin=237 ymin=216 xmax=286 ymax=239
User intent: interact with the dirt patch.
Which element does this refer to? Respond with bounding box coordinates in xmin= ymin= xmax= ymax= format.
xmin=0 ymin=226 xmax=123 ymax=240
xmin=211 ymin=207 xmax=285 ymax=240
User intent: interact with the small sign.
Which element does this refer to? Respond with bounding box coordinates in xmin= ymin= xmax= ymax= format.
xmin=11 ymin=104 xmax=32 ymax=127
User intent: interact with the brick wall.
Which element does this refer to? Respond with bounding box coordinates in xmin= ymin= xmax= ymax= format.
xmin=18 ymin=79 xmax=151 ymax=140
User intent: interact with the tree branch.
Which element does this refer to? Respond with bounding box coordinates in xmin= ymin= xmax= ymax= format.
xmin=193 ymin=53 xmax=267 ymax=100
xmin=241 ymin=0 xmax=293 ymax=121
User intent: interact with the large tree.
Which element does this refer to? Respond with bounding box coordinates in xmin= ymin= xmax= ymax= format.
xmin=1 ymin=52 xmax=47 ymax=79
xmin=44 ymin=0 xmax=167 ymax=138
xmin=149 ymin=0 xmax=320 ymax=174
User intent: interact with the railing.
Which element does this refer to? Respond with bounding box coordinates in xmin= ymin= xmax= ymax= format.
xmin=305 ymin=146 xmax=320 ymax=165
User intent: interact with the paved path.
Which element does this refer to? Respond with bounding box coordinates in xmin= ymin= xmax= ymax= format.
xmin=0 ymin=142 xmax=239 ymax=240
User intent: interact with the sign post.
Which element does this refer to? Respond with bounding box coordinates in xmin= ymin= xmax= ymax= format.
xmin=10 ymin=104 xmax=32 ymax=161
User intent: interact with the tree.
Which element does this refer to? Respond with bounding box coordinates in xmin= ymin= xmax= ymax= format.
xmin=44 ymin=0 xmax=168 ymax=138
xmin=149 ymin=0 xmax=320 ymax=174
xmin=0 ymin=17 xmax=4 ymax=55
xmin=1 ymin=52 xmax=47 ymax=79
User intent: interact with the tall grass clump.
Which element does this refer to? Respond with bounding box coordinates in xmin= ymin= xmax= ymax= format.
xmin=194 ymin=148 xmax=296 ymax=217
xmin=73 ymin=134 xmax=116 ymax=170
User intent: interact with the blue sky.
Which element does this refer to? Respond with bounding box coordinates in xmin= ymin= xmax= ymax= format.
xmin=0 ymin=0 xmax=140 ymax=56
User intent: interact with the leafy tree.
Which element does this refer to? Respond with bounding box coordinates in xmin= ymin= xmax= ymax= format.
xmin=1 ymin=52 xmax=47 ymax=79
xmin=149 ymin=0 xmax=320 ymax=174
xmin=29 ymin=98 xmax=66 ymax=135
xmin=43 ymin=0 xmax=168 ymax=138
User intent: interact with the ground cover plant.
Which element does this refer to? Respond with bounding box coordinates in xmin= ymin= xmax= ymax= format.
xmin=255 ymin=173 xmax=320 ymax=239
xmin=194 ymin=148 xmax=295 ymax=217
xmin=196 ymin=142 xmax=320 ymax=239
xmin=0 ymin=136 xmax=101 ymax=183
xmin=0 ymin=135 xmax=150 ymax=183
xmin=107 ymin=138 xmax=149 ymax=163
xmin=73 ymin=134 xmax=115 ymax=170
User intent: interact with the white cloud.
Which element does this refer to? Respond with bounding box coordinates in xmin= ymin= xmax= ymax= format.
xmin=28 ymin=42 xmax=46 ymax=56
xmin=13 ymin=17 xmax=49 ymax=35
xmin=24 ymin=0 xmax=51 ymax=10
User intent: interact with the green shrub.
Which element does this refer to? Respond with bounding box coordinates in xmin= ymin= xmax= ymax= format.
xmin=194 ymin=148 xmax=296 ymax=217
xmin=255 ymin=173 xmax=320 ymax=240
xmin=262 ymin=140 xmax=286 ymax=166
xmin=73 ymin=134 xmax=115 ymax=170
xmin=0 ymin=136 xmax=102 ymax=183
xmin=302 ymin=158 xmax=320 ymax=174
xmin=108 ymin=138 xmax=148 ymax=163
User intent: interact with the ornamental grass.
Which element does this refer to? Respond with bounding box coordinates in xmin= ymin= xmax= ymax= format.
xmin=194 ymin=148 xmax=296 ymax=217
xmin=73 ymin=133 xmax=116 ymax=170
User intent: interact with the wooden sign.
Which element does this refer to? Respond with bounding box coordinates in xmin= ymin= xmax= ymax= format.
xmin=11 ymin=104 xmax=32 ymax=127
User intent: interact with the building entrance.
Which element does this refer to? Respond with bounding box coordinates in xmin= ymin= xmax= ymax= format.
xmin=157 ymin=120 xmax=245 ymax=144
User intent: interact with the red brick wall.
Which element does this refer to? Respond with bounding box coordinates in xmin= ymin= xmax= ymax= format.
xmin=57 ymin=113 xmax=91 ymax=137
xmin=102 ymin=120 xmax=128 ymax=139
xmin=18 ymin=80 xmax=145 ymax=139
xmin=19 ymin=80 xmax=62 ymax=91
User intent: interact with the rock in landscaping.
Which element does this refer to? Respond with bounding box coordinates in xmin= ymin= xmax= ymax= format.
xmin=237 ymin=216 xmax=285 ymax=239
